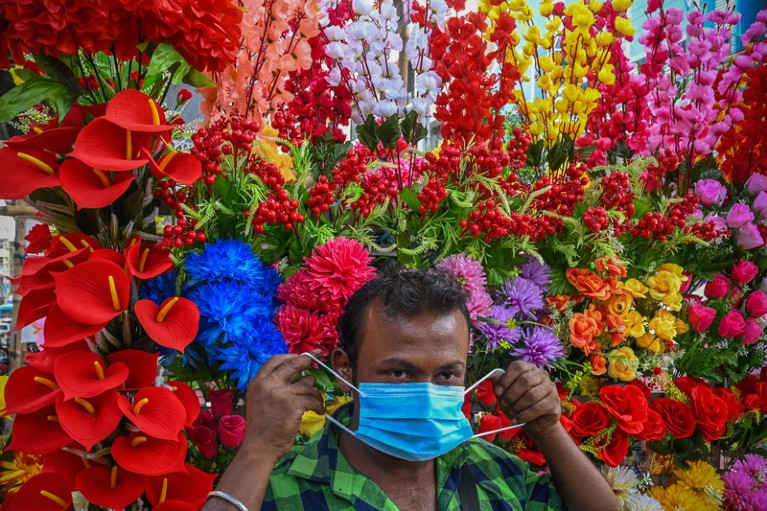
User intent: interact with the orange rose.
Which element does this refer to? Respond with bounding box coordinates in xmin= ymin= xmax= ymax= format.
xmin=607 ymin=294 xmax=633 ymax=317
xmin=589 ymin=353 xmax=607 ymax=375
xmin=566 ymin=268 xmax=613 ymax=300
xmin=596 ymin=257 xmax=628 ymax=278
xmin=547 ymin=294 xmax=572 ymax=311
xmin=570 ymin=313 xmax=602 ymax=355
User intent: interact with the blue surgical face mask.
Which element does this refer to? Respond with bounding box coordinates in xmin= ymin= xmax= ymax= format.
xmin=301 ymin=354 xmax=524 ymax=462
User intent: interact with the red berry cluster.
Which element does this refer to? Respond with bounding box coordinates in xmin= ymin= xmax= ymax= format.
xmin=629 ymin=193 xmax=700 ymax=241
xmin=642 ymin=148 xmax=681 ymax=191
xmin=191 ymin=114 xmax=262 ymax=185
xmin=154 ymin=180 xmax=207 ymax=249
xmin=599 ymin=172 xmax=635 ymax=217
xmin=352 ymin=170 xmax=399 ymax=217
xmin=246 ymin=161 xmax=305 ymax=233
xmin=532 ymin=163 xmax=588 ymax=219
xmin=685 ymin=220 xmax=725 ymax=242
xmin=507 ymin=128 xmax=531 ymax=171
xmin=306 ymin=176 xmax=336 ymax=217
xmin=583 ymin=207 xmax=610 ymax=233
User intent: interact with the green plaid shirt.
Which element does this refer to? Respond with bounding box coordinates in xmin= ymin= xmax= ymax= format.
xmin=262 ymin=405 xmax=566 ymax=511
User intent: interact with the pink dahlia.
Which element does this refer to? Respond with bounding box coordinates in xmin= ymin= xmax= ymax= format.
xmin=303 ymin=237 xmax=377 ymax=306
xmin=436 ymin=254 xmax=493 ymax=319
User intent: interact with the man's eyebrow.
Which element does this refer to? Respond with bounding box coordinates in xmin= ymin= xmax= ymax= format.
xmin=436 ymin=361 xmax=466 ymax=371
xmin=378 ymin=358 xmax=421 ymax=370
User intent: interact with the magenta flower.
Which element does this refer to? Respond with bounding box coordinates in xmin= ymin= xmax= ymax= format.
xmin=753 ymin=191 xmax=767 ymax=219
xmin=436 ymin=254 xmax=493 ymax=319
xmin=737 ymin=223 xmax=765 ymax=250
xmin=727 ymin=204 xmax=755 ymax=228
xmin=694 ymin=179 xmax=727 ymax=206
xmin=745 ymin=173 xmax=767 ymax=196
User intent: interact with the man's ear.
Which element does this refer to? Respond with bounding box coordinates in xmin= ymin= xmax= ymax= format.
xmin=331 ymin=348 xmax=354 ymax=393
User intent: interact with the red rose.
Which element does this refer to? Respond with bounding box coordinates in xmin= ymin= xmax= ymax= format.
xmin=650 ymin=398 xmax=695 ymax=439
xmin=713 ymin=388 xmax=744 ymax=423
xmin=743 ymin=318 xmax=763 ymax=345
xmin=209 ymin=389 xmax=235 ymax=419
xmin=176 ymin=89 xmax=193 ymax=104
xmin=475 ymin=380 xmax=497 ymax=407
xmin=673 ymin=376 xmax=706 ymax=400
xmin=599 ymin=385 xmax=648 ymax=435
xmin=719 ymin=310 xmax=746 ymax=337
xmin=690 ymin=386 xmax=728 ymax=441
xmin=569 ymin=402 xmax=611 ymax=438
xmin=746 ymin=291 xmax=767 ymax=317
xmin=195 ymin=409 xmax=216 ymax=431
xmin=462 ymin=395 xmax=473 ymax=421
xmin=627 ymin=380 xmax=652 ymax=399
xmin=744 ymin=382 xmax=767 ymax=413
xmin=732 ymin=260 xmax=758 ymax=286
xmin=635 ymin=409 xmax=667 ymax=441
xmin=704 ymin=274 xmax=731 ymax=299
xmin=594 ymin=428 xmax=629 ymax=468
xmin=218 ymin=415 xmax=246 ymax=449
xmin=689 ymin=304 xmax=717 ymax=333
xmin=25 ymin=223 xmax=52 ymax=254
xmin=191 ymin=424 xmax=218 ymax=459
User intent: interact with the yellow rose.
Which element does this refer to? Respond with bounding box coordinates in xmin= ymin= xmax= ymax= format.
xmin=607 ymin=347 xmax=638 ymax=382
xmin=299 ymin=411 xmax=326 ymax=438
xmin=622 ymin=310 xmax=646 ymax=338
xmin=647 ymin=270 xmax=683 ymax=302
xmin=663 ymin=292 xmax=683 ymax=311
xmin=621 ymin=279 xmax=649 ymax=298
xmin=636 ymin=333 xmax=664 ymax=352
xmin=649 ymin=310 xmax=677 ymax=341
xmin=326 ymin=395 xmax=352 ymax=415
xmin=675 ymin=319 xmax=689 ymax=335
xmin=658 ymin=263 xmax=686 ymax=279
xmin=608 ymin=294 xmax=633 ymax=316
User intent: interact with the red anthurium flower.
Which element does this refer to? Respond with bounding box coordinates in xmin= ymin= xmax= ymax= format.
xmin=153 ymin=501 xmax=198 ymax=511
xmin=69 ymin=117 xmax=152 ymax=171
xmin=0 ymin=147 xmax=60 ymax=199
xmin=76 ymin=466 xmax=147 ymax=511
xmin=4 ymin=126 xmax=80 ymax=154
xmin=117 ymin=386 xmax=186 ymax=440
xmin=46 ymin=233 xmax=101 ymax=259
xmin=88 ymin=248 xmax=128 ymax=272
xmin=8 ymin=405 xmax=72 ymax=454
xmin=56 ymin=390 xmax=123 ymax=451
xmin=13 ymin=248 xmax=89 ymax=297
xmin=112 ymin=432 xmax=188 ymax=476
xmin=107 ymin=350 xmax=159 ymax=389
xmin=15 ymin=286 xmax=56 ymax=329
xmin=42 ymin=449 xmax=91 ymax=488
xmin=42 ymin=303 xmax=108 ymax=348
xmin=166 ymin=380 xmax=201 ymax=428
xmin=125 ymin=239 xmax=173 ymax=279
xmin=3 ymin=366 xmax=61 ymax=415
xmin=53 ymin=351 xmax=129 ymax=400
xmin=60 ymin=159 xmax=136 ymax=209
xmin=52 ymin=259 xmax=130 ymax=325
xmin=4 ymin=473 xmax=73 ymax=511
xmin=26 ymin=341 xmax=89 ymax=374
xmin=135 ymin=297 xmax=199 ymax=353
xmin=103 ymin=89 xmax=172 ymax=133
xmin=146 ymin=464 xmax=217 ymax=507
xmin=143 ymin=148 xmax=202 ymax=186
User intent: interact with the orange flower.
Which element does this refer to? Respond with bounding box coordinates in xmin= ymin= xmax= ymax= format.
xmin=589 ymin=353 xmax=607 ymax=375
xmin=566 ymin=268 xmax=613 ymax=300
xmin=595 ymin=257 xmax=628 ymax=278
xmin=569 ymin=312 xmax=603 ymax=355
xmin=547 ymin=294 xmax=572 ymax=311
xmin=607 ymin=294 xmax=633 ymax=317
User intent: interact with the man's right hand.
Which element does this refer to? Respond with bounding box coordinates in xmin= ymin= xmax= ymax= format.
xmin=243 ymin=351 xmax=325 ymax=462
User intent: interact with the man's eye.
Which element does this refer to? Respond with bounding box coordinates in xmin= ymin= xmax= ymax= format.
xmin=437 ymin=372 xmax=460 ymax=381
xmin=388 ymin=370 xmax=410 ymax=379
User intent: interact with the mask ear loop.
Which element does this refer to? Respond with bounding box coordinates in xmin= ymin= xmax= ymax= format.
xmin=300 ymin=352 xmax=363 ymax=438
xmin=464 ymin=367 xmax=527 ymax=438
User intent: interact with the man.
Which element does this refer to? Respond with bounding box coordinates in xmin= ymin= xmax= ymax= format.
xmin=203 ymin=268 xmax=620 ymax=511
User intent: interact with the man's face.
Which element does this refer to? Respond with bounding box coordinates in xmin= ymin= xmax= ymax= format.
xmin=353 ymin=301 xmax=470 ymax=386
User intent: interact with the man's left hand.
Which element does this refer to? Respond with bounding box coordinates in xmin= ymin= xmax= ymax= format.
xmin=493 ymin=361 xmax=561 ymax=440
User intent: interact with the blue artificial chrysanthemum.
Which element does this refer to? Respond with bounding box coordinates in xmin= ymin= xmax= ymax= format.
xmin=185 ymin=239 xmax=281 ymax=292
xmin=499 ymin=277 xmax=545 ymax=320
xmin=217 ymin=324 xmax=287 ymax=391
xmin=511 ymin=327 xmax=565 ymax=369
xmin=139 ymin=271 xmax=179 ymax=306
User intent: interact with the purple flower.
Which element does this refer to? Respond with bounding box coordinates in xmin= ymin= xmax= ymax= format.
xmin=511 ymin=327 xmax=564 ymax=368
xmin=705 ymin=214 xmax=728 ymax=231
xmin=694 ymin=179 xmax=727 ymax=207
xmin=741 ymin=454 xmax=767 ymax=480
xmin=724 ymin=454 xmax=767 ymax=511
xmin=727 ymin=203 xmax=755 ymax=228
xmin=753 ymin=191 xmax=767 ymax=219
xmin=737 ymin=223 xmax=765 ymax=250
xmin=520 ymin=256 xmax=552 ymax=292
xmin=746 ymin=173 xmax=767 ymax=196
xmin=437 ymin=254 xmax=493 ymax=319
xmin=499 ymin=277 xmax=545 ymax=319
xmin=476 ymin=306 xmax=521 ymax=350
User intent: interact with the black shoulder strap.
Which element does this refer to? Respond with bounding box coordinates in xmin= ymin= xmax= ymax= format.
xmin=458 ymin=463 xmax=481 ymax=511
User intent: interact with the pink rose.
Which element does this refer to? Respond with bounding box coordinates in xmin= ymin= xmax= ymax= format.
xmin=218 ymin=415 xmax=246 ymax=448
xmin=737 ymin=223 xmax=765 ymax=250
xmin=726 ymin=204 xmax=755 ymax=228
xmin=695 ymin=179 xmax=727 ymax=207
xmin=191 ymin=424 xmax=219 ymax=459
xmin=689 ymin=304 xmax=717 ymax=333
xmin=705 ymin=274 xmax=732 ymax=299
xmin=719 ymin=309 xmax=746 ymax=338
xmin=209 ymin=389 xmax=235 ymax=419
xmin=745 ymin=173 xmax=767 ymax=195
xmin=742 ymin=319 xmax=763 ymax=345
xmin=746 ymin=291 xmax=767 ymax=318
xmin=754 ymin=192 xmax=767 ymax=219
xmin=732 ymin=260 xmax=759 ymax=286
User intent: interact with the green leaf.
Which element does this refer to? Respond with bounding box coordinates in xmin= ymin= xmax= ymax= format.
xmin=0 ymin=76 xmax=78 ymax=122
xmin=400 ymin=188 xmax=422 ymax=211
xmin=184 ymin=68 xmax=215 ymax=88
xmin=525 ymin=139 xmax=544 ymax=169
xmin=400 ymin=110 xmax=425 ymax=144
xmin=376 ymin=115 xmax=401 ymax=149
xmin=147 ymin=43 xmax=191 ymax=85
xmin=632 ymin=197 xmax=652 ymax=220
xmin=357 ymin=114 xmax=379 ymax=151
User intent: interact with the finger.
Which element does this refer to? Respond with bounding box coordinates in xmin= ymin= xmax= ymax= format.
xmin=495 ymin=369 xmax=546 ymax=406
xmin=271 ymin=353 xmax=319 ymax=382
xmin=498 ymin=381 xmax=554 ymax=415
xmin=507 ymin=398 xmax=561 ymax=425
xmin=259 ymin=353 xmax=301 ymax=375
xmin=297 ymin=395 xmax=325 ymax=416
xmin=493 ymin=361 xmax=537 ymax=394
